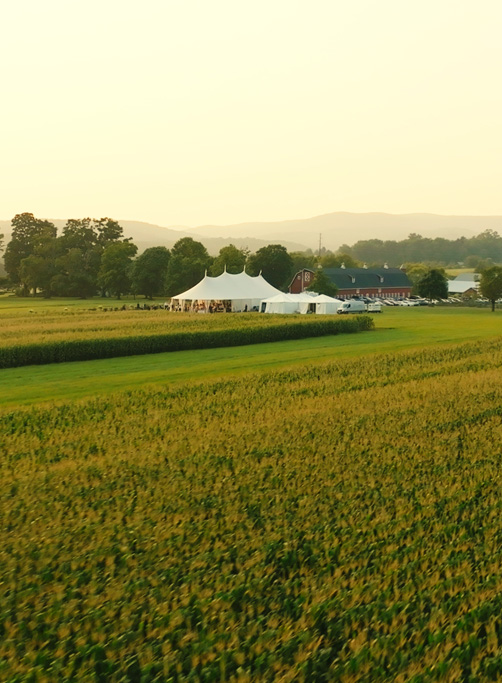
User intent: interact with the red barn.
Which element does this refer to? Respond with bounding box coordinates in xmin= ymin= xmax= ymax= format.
xmin=289 ymin=266 xmax=412 ymax=299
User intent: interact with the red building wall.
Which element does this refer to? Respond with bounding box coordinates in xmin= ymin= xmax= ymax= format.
xmin=290 ymin=270 xmax=313 ymax=294
xmin=289 ymin=269 xmax=412 ymax=299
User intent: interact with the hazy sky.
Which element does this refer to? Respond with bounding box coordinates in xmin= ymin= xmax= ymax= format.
xmin=2 ymin=0 xmax=501 ymax=227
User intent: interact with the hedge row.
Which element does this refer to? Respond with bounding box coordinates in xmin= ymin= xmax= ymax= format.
xmin=0 ymin=315 xmax=374 ymax=369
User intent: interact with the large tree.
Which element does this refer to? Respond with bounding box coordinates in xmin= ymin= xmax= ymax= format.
xmin=319 ymin=252 xmax=360 ymax=269
xmin=4 ymin=213 xmax=57 ymax=290
xmin=164 ymin=238 xmax=212 ymax=297
xmin=210 ymin=244 xmax=248 ymax=276
xmin=306 ymin=269 xmax=339 ymax=297
xmin=132 ymin=246 xmax=171 ymax=299
xmin=60 ymin=218 xmax=98 ymax=252
xmin=98 ymin=241 xmax=138 ymax=299
xmin=479 ymin=266 xmax=502 ymax=312
xmin=402 ymin=263 xmax=430 ymax=294
xmin=19 ymin=254 xmax=57 ymax=297
xmin=60 ymin=217 xmax=127 ymax=297
xmin=95 ymin=218 xmax=125 ymax=246
xmin=247 ymin=244 xmax=293 ymax=290
xmin=417 ymin=268 xmax=448 ymax=300
xmin=53 ymin=248 xmax=98 ymax=298
xmin=289 ymin=251 xmax=317 ymax=275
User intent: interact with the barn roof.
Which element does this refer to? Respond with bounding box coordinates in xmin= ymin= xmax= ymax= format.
xmin=448 ymin=280 xmax=479 ymax=294
xmin=322 ymin=267 xmax=411 ymax=290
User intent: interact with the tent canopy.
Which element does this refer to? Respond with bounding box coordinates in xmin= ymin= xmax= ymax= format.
xmin=313 ymin=294 xmax=342 ymax=314
xmin=171 ymin=271 xmax=282 ymax=311
xmin=261 ymin=292 xmax=342 ymax=314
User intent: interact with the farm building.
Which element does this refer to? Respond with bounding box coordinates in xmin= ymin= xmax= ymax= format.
xmin=448 ymin=273 xmax=479 ymax=296
xmin=289 ymin=266 xmax=412 ymax=299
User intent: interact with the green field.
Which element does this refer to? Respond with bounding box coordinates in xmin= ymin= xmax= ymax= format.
xmin=445 ymin=268 xmax=476 ymax=278
xmin=2 ymin=306 xmax=502 ymax=681
xmin=0 ymin=307 xmax=501 ymax=409
xmin=0 ymin=294 xmax=148 ymax=312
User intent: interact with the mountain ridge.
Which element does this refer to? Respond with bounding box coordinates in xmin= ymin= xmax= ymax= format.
xmin=192 ymin=212 xmax=502 ymax=250
xmin=2 ymin=212 xmax=502 ymax=255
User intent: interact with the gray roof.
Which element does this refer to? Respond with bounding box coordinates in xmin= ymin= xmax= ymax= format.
xmin=453 ymin=272 xmax=480 ymax=282
xmin=323 ymin=267 xmax=411 ymax=290
xmin=448 ymin=280 xmax=479 ymax=294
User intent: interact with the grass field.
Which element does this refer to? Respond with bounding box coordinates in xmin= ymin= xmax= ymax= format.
xmin=0 ymin=307 xmax=501 ymax=409
xmin=0 ymin=294 xmax=147 ymax=312
xmin=445 ymin=268 xmax=475 ymax=278
xmin=3 ymin=335 xmax=502 ymax=680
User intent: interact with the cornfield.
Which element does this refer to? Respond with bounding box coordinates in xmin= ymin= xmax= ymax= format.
xmin=0 ymin=309 xmax=294 ymax=347
xmin=2 ymin=338 xmax=502 ymax=680
xmin=0 ymin=313 xmax=372 ymax=368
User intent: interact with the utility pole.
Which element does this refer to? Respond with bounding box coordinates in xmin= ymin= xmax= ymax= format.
xmin=318 ymin=233 xmax=322 ymax=256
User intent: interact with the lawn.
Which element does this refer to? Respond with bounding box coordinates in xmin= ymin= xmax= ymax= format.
xmin=1 ymin=307 xmax=501 ymax=409
xmin=0 ymin=294 xmax=147 ymax=313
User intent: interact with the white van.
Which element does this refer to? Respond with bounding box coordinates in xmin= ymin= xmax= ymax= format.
xmin=337 ymin=300 xmax=366 ymax=314
xmin=337 ymin=300 xmax=382 ymax=314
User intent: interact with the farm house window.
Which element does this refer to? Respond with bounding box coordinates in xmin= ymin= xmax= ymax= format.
xmin=305 ymin=272 xmax=311 ymax=282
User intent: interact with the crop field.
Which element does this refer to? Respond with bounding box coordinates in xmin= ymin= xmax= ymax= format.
xmin=0 ymin=306 xmax=316 ymax=348
xmin=3 ymin=335 xmax=502 ymax=681
xmin=0 ymin=297 xmax=374 ymax=370
xmin=0 ymin=300 xmax=497 ymax=350
xmin=0 ymin=306 xmax=501 ymax=409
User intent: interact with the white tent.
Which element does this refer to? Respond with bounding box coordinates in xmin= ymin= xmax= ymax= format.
xmin=261 ymin=293 xmax=300 ymax=314
xmin=171 ymin=270 xmax=282 ymax=312
xmin=261 ymin=292 xmax=342 ymax=314
xmin=261 ymin=292 xmax=318 ymax=314
xmin=313 ymin=294 xmax=342 ymax=315
xmin=295 ymin=292 xmax=321 ymax=314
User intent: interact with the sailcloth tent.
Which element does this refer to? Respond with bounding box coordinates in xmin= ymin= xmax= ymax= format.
xmin=170 ymin=270 xmax=283 ymax=312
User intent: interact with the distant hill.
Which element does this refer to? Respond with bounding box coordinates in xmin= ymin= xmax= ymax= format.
xmin=2 ymin=213 xmax=502 ymax=261
xmin=193 ymin=212 xmax=502 ymax=251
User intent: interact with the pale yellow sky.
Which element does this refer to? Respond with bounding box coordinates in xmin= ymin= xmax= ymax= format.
xmin=1 ymin=0 xmax=501 ymax=227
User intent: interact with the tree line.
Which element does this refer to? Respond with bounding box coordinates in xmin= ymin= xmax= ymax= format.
xmin=1 ymin=213 xmax=320 ymax=299
xmin=3 ymin=213 xmax=502 ymax=303
xmin=340 ymin=230 xmax=502 ymax=268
